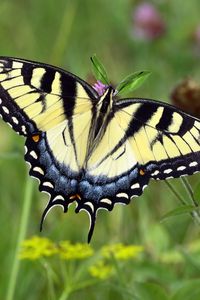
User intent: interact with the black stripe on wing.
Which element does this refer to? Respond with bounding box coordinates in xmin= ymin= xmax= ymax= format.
xmin=126 ymin=102 xmax=158 ymax=136
xmin=115 ymin=98 xmax=200 ymax=180
xmin=40 ymin=68 xmax=56 ymax=93
xmin=21 ymin=63 xmax=34 ymax=85
xmin=0 ymin=85 xmax=37 ymax=135
xmin=0 ymin=56 xmax=99 ymax=99
xmin=0 ymin=57 xmax=98 ymax=136
xmin=155 ymin=107 xmax=173 ymax=131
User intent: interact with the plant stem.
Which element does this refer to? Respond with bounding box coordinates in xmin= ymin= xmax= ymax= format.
xmin=166 ymin=179 xmax=200 ymax=225
xmin=41 ymin=259 xmax=56 ymax=300
xmin=181 ymin=177 xmax=198 ymax=206
xmin=165 ymin=181 xmax=186 ymax=205
xmin=180 ymin=177 xmax=200 ymax=225
xmin=58 ymin=278 xmax=99 ymax=300
xmin=6 ymin=177 xmax=34 ymax=300
xmin=58 ymin=285 xmax=72 ymax=300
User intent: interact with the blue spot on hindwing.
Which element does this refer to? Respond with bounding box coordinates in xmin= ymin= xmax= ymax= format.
xmin=129 ymin=168 xmax=139 ymax=180
xmin=39 ymin=151 xmax=52 ymax=168
xmin=79 ymin=181 xmax=91 ymax=194
xmin=38 ymin=138 xmax=47 ymax=153
xmin=103 ymin=182 xmax=116 ymax=196
xmin=116 ymin=175 xmax=130 ymax=190
xmin=71 ymin=179 xmax=78 ymax=190
xmin=46 ymin=165 xmax=59 ymax=180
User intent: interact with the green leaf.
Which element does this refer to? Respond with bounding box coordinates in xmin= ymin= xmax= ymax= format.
xmin=134 ymin=282 xmax=169 ymax=300
xmin=161 ymin=205 xmax=196 ymax=222
xmin=171 ymin=279 xmax=200 ymax=300
xmin=116 ymin=71 xmax=151 ymax=96
xmin=194 ymin=181 xmax=200 ymax=204
xmin=90 ymin=54 xmax=109 ymax=84
xmin=144 ymin=224 xmax=170 ymax=254
xmin=0 ymin=152 xmax=20 ymax=160
xmin=180 ymin=249 xmax=200 ymax=271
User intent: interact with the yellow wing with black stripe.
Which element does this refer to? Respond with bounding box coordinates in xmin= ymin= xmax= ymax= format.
xmin=87 ymin=98 xmax=200 ymax=182
xmin=0 ymin=57 xmax=99 ymax=173
xmin=83 ymin=96 xmax=200 ymax=223
xmin=83 ymin=95 xmax=200 ymax=241
xmin=1 ymin=56 xmax=200 ymax=242
xmin=0 ymin=57 xmax=99 ymax=237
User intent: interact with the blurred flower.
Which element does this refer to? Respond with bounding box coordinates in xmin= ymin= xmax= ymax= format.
xmin=86 ymin=73 xmax=96 ymax=86
xmin=159 ymin=250 xmax=184 ymax=264
xmin=20 ymin=236 xmax=57 ymax=260
xmin=101 ymin=243 xmax=144 ymax=260
xmin=132 ymin=3 xmax=166 ymax=40
xmin=194 ymin=25 xmax=200 ymax=45
xmin=89 ymin=260 xmax=114 ymax=279
xmin=93 ymin=80 xmax=108 ymax=96
xmin=59 ymin=241 xmax=94 ymax=260
xmin=192 ymin=25 xmax=200 ymax=55
xmin=171 ymin=79 xmax=200 ymax=117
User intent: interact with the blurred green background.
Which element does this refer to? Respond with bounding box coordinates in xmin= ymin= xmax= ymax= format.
xmin=1 ymin=0 xmax=200 ymax=299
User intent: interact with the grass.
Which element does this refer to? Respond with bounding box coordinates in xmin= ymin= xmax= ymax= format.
xmin=1 ymin=0 xmax=200 ymax=299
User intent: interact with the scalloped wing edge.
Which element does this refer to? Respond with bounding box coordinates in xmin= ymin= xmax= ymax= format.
xmin=24 ymin=140 xmax=150 ymax=242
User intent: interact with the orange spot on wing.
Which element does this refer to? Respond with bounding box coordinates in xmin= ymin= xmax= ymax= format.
xmin=32 ymin=134 xmax=40 ymax=142
xmin=70 ymin=194 xmax=82 ymax=201
xmin=139 ymin=169 xmax=145 ymax=176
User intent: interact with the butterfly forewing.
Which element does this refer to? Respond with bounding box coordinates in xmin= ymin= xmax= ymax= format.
xmin=114 ymin=98 xmax=200 ymax=180
xmin=0 ymin=57 xmax=97 ymax=133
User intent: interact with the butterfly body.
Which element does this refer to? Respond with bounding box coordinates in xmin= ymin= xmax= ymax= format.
xmin=0 ymin=57 xmax=200 ymax=241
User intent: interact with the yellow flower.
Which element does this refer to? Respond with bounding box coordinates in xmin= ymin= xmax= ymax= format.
xmin=20 ymin=236 xmax=57 ymax=260
xmin=58 ymin=241 xmax=94 ymax=260
xmin=101 ymin=243 xmax=144 ymax=260
xmin=89 ymin=260 xmax=113 ymax=280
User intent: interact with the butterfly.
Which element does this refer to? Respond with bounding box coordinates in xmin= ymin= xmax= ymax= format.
xmin=0 ymin=56 xmax=200 ymax=242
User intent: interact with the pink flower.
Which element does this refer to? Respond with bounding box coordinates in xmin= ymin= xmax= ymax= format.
xmin=93 ymin=80 xmax=108 ymax=96
xmin=132 ymin=3 xmax=165 ymax=40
